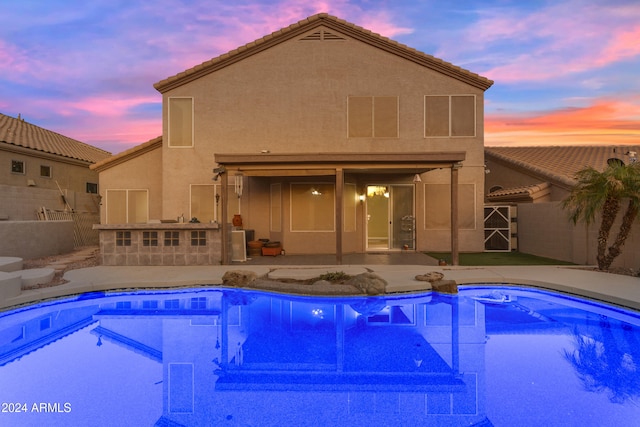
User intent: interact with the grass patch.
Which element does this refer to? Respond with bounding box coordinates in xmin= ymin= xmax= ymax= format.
xmin=426 ymin=251 xmax=575 ymax=266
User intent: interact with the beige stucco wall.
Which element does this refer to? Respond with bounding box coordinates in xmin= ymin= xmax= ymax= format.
xmin=157 ymin=29 xmax=487 ymax=254
xmin=1 ymin=148 xmax=99 ymax=194
xmin=517 ymin=201 xmax=639 ymax=269
xmin=97 ymin=147 xmax=163 ymax=222
xmin=1 ymin=148 xmax=101 ymax=220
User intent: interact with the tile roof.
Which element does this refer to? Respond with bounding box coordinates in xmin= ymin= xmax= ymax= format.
xmin=90 ymin=135 xmax=162 ymax=172
xmin=154 ymin=13 xmax=493 ymax=93
xmin=487 ymin=182 xmax=551 ymax=202
xmin=485 ymin=145 xmax=640 ymax=187
xmin=0 ymin=112 xmax=111 ymax=163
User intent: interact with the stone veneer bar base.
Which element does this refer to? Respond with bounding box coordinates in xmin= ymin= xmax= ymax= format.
xmin=95 ymin=223 xmax=222 ymax=266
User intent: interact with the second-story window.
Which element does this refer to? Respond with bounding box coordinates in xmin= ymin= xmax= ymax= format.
xmin=168 ymin=97 xmax=194 ymax=147
xmin=424 ymin=95 xmax=476 ymax=137
xmin=348 ymin=96 xmax=398 ymax=138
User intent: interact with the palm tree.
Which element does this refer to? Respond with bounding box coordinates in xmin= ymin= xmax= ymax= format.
xmin=563 ymin=319 xmax=640 ymax=404
xmin=562 ymin=162 xmax=640 ymax=271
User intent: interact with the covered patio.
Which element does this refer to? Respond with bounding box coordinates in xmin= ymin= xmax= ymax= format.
xmin=215 ymin=152 xmax=466 ymax=265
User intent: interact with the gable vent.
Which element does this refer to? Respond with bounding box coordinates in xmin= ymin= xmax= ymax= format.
xmin=300 ymin=29 xmax=346 ymax=41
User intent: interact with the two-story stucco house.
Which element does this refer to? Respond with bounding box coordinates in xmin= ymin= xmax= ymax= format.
xmin=93 ymin=14 xmax=493 ymax=265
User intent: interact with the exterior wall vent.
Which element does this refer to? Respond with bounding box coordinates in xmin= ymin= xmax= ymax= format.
xmin=300 ymin=29 xmax=346 ymax=41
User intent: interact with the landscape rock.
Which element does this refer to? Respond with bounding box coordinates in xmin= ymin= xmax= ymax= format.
xmin=431 ymin=279 xmax=458 ymax=294
xmin=311 ymin=279 xmax=332 ymax=287
xmin=415 ymin=271 xmax=445 ymax=283
xmin=344 ymin=272 xmax=387 ymax=295
xmin=222 ymin=270 xmax=258 ymax=287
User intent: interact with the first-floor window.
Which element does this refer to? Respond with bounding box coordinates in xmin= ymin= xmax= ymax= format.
xmin=344 ymin=183 xmax=357 ymax=232
xmin=291 ymin=183 xmax=335 ymax=231
xmin=105 ymin=189 xmax=148 ymax=224
xmin=270 ymin=183 xmax=282 ymax=232
xmin=190 ymin=184 xmax=216 ymax=223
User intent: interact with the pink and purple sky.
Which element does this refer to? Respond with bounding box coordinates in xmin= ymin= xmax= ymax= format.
xmin=1 ymin=0 xmax=639 ymax=154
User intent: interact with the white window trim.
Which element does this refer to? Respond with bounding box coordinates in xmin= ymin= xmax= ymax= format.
xmin=168 ymin=96 xmax=194 ymax=148
xmin=424 ymin=94 xmax=476 ymax=138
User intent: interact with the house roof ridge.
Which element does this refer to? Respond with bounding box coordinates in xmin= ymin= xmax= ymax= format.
xmin=0 ymin=112 xmax=111 ymax=163
xmin=154 ymin=14 xmax=493 ymax=93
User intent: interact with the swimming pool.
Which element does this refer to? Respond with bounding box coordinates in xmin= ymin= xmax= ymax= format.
xmin=0 ymin=286 xmax=638 ymax=426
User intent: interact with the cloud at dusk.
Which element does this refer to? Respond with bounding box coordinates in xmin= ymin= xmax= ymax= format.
xmin=486 ymin=97 xmax=640 ymax=146
xmin=1 ymin=0 xmax=639 ymax=154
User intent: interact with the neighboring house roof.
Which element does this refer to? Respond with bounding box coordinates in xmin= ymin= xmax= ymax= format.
xmin=485 ymin=145 xmax=640 ymax=189
xmin=487 ymin=182 xmax=551 ymax=203
xmin=154 ymin=13 xmax=494 ymax=93
xmin=90 ymin=136 xmax=162 ymax=172
xmin=0 ymin=112 xmax=111 ymax=163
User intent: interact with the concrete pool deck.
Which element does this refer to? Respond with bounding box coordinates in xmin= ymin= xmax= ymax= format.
xmin=1 ymin=260 xmax=639 ymax=311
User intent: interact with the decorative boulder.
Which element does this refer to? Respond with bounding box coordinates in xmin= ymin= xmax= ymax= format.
xmin=310 ymin=279 xmax=332 ymax=288
xmin=345 ymin=272 xmax=387 ymax=295
xmin=415 ymin=271 xmax=445 ymax=283
xmin=431 ymin=280 xmax=458 ymax=294
xmin=222 ymin=270 xmax=258 ymax=287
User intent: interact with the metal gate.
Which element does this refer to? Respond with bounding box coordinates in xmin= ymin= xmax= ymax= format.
xmin=484 ymin=206 xmax=511 ymax=252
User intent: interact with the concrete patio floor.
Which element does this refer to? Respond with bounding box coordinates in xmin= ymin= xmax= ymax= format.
xmin=1 ymin=250 xmax=639 ymax=312
xmin=232 ymin=251 xmax=440 ymax=266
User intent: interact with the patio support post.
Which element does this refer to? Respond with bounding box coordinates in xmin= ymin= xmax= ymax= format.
xmin=451 ymin=163 xmax=461 ymax=266
xmin=221 ymin=171 xmax=229 ymax=265
xmin=335 ymin=167 xmax=344 ymax=265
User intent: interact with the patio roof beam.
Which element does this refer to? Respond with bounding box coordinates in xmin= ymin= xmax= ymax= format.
xmin=228 ymin=169 xmax=336 ymax=177
xmin=215 ymin=151 xmax=466 ymax=166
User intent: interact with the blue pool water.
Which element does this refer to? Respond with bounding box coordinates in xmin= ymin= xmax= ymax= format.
xmin=0 ymin=286 xmax=639 ymax=426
